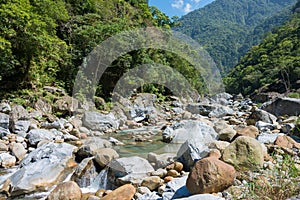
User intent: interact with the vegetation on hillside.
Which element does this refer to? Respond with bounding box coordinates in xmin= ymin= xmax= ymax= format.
xmin=1 ymin=0 xmax=207 ymax=100
xmin=174 ymin=0 xmax=297 ymax=74
xmin=224 ymin=1 xmax=300 ymax=96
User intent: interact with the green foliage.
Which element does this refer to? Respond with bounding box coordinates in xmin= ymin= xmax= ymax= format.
xmin=174 ymin=0 xmax=297 ymax=74
xmin=239 ymin=154 xmax=300 ymax=200
xmin=225 ymin=5 xmax=300 ymax=95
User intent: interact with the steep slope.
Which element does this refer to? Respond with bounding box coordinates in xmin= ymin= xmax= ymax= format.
xmin=224 ymin=2 xmax=300 ymax=96
xmin=174 ymin=0 xmax=297 ymax=74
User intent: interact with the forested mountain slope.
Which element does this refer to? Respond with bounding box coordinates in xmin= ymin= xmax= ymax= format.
xmin=174 ymin=0 xmax=297 ymax=74
xmin=224 ymin=1 xmax=300 ymax=96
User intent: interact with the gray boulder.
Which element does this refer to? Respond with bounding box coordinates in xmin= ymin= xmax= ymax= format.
xmin=162 ymin=120 xmax=218 ymax=144
xmin=186 ymin=103 xmax=233 ymax=118
xmin=12 ymin=120 xmax=30 ymax=135
xmin=179 ymin=194 xmax=225 ymax=200
xmin=7 ymin=142 xmax=77 ymax=196
xmin=177 ymin=139 xmax=210 ymax=171
xmin=257 ymin=133 xmax=284 ymax=144
xmin=107 ymin=156 xmax=154 ymax=186
xmin=246 ymin=108 xmax=277 ymax=125
xmin=262 ymin=97 xmax=300 ymax=117
xmin=77 ymin=137 xmax=112 ymax=159
xmin=83 ymin=112 xmax=118 ymax=131
xmin=162 ymin=176 xmax=191 ymax=200
xmin=0 ymin=103 xmax=11 ymax=114
xmin=27 ymin=129 xmax=63 ymax=146
xmin=0 ymin=113 xmax=9 ymax=130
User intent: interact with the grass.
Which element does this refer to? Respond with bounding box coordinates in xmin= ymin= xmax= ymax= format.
xmin=232 ymin=154 xmax=300 ymax=200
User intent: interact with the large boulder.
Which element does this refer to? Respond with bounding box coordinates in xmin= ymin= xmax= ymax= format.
xmin=71 ymin=157 xmax=98 ymax=188
xmin=261 ymin=97 xmax=300 ymax=117
xmin=186 ymin=157 xmax=236 ymax=194
xmin=162 ymin=176 xmax=191 ymax=200
xmin=179 ymin=194 xmax=225 ymax=200
xmin=82 ymin=112 xmax=118 ymax=131
xmin=26 ymin=129 xmax=63 ymax=146
xmin=128 ymin=93 xmax=158 ymax=122
xmin=94 ymin=148 xmax=119 ymax=168
xmin=176 ymin=139 xmax=210 ymax=171
xmin=213 ymin=121 xmax=236 ymax=142
xmin=47 ymin=181 xmax=82 ymax=200
xmin=222 ymin=136 xmax=264 ymax=169
xmin=54 ymin=96 xmax=79 ymax=115
xmin=12 ymin=120 xmax=30 ymax=135
xmin=7 ymin=142 xmax=77 ymax=196
xmin=185 ymin=104 xmax=233 ymax=118
xmin=246 ymin=108 xmax=277 ymax=125
xmin=147 ymin=152 xmax=175 ymax=169
xmin=76 ymin=137 xmax=112 ymax=160
xmin=101 ymin=184 xmax=136 ymax=200
xmin=107 ymin=156 xmax=154 ymax=186
xmin=162 ymin=120 xmax=218 ymax=144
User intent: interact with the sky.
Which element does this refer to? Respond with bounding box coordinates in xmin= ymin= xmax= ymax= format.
xmin=148 ymin=0 xmax=215 ymax=18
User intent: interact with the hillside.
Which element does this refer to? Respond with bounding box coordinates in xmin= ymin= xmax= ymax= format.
xmin=174 ymin=0 xmax=297 ymax=74
xmin=224 ymin=2 xmax=300 ymax=96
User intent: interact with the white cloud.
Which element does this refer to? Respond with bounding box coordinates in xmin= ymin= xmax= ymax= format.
xmin=192 ymin=0 xmax=201 ymax=3
xmin=183 ymin=3 xmax=192 ymax=13
xmin=171 ymin=0 xmax=184 ymax=9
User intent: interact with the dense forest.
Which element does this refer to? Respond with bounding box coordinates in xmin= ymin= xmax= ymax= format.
xmin=174 ymin=0 xmax=297 ymax=74
xmin=224 ymin=1 xmax=300 ymax=96
xmin=1 ymin=0 xmax=205 ymax=99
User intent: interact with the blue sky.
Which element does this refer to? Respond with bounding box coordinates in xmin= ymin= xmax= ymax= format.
xmin=148 ymin=0 xmax=215 ymax=18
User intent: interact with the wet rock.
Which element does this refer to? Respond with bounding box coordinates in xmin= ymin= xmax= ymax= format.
xmin=186 ymin=157 xmax=236 ymax=194
xmin=11 ymin=143 xmax=27 ymax=161
xmin=27 ymin=129 xmax=63 ymax=146
xmin=176 ymin=139 xmax=210 ymax=171
xmin=162 ymin=120 xmax=218 ymax=144
xmin=141 ymin=176 xmax=163 ymax=191
xmin=237 ymin=125 xmax=259 ymax=139
xmin=108 ymin=137 xmax=124 ymax=146
xmin=147 ymin=152 xmax=175 ymax=169
xmin=222 ymin=136 xmax=264 ymax=169
xmin=0 ymin=153 xmax=16 ymax=168
xmin=281 ymin=123 xmax=295 ymax=134
xmin=82 ymin=112 xmax=118 ymax=131
xmin=8 ymin=142 xmax=77 ymax=196
xmin=94 ymin=148 xmax=119 ymax=168
xmin=108 ymin=156 xmax=154 ymax=186
xmin=47 ymin=181 xmax=81 ymax=200
xmin=261 ymin=97 xmax=300 ymax=117
xmin=71 ymin=157 xmax=98 ymax=188
xmin=246 ymin=108 xmax=277 ymax=125
xmin=101 ymin=184 xmax=135 ymax=200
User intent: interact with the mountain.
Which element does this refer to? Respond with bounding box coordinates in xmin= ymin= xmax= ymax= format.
xmin=197 ymin=0 xmax=216 ymax=8
xmin=224 ymin=1 xmax=300 ymax=96
xmin=174 ymin=0 xmax=297 ymax=74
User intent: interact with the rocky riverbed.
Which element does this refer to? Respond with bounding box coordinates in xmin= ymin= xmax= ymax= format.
xmin=0 ymin=88 xmax=300 ymax=200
